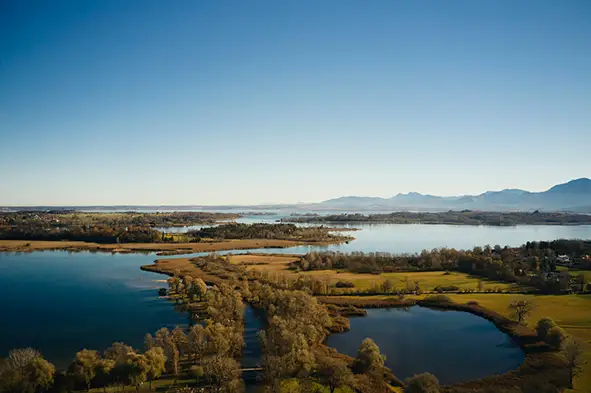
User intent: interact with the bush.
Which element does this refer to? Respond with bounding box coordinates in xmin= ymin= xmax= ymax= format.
xmin=536 ymin=317 xmax=557 ymax=340
xmin=406 ymin=372 xmax=440 ymax=393
xmin=467 ymin=300 xmax=479 ymax=306
xmin=545 ymin=326 xmax=568 ymax=350
xmin=425 ymin=294 xmax=452 ymax=303
xmin=433 ymin=285 xmax=460 ymax=293
xmin=335 ymin=280 xmax=355 ymax=288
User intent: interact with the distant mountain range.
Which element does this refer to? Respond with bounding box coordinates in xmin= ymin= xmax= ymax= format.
xmin=2 ymin=178 xmax=590 ymax=214
xmin=309 ymin=178 xmax=591 ymax=213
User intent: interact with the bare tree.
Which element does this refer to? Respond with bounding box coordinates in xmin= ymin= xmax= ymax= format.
xmin=563 ymin=338 xmax=585 ymax=389
xmin=7 ymin=348 xmax=41 ymax=370
xmin=508 ymin=299 xmax=536 ymax=324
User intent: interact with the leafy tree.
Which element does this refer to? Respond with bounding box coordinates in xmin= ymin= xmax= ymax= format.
xmin=125 ymin=353 xmax=149 ymax=392
xmin=194 ymin=277 xmax=208 ymax=300
xmin=95 ymin=358 xmax=115 ymax=393
xmin=545 ymin=326 xmax=568 ymax=350
xmin=163 ymin=336 xmax=180 ymax=376
xmin=103 ymin=342 xmax=133 ymax=363
xmin=562 ymin=338 xmax=585 ymax=389
xmin=144 ymin=347 xmax=166 ymax=390
xmin=353 ymin=338 xmax=385 ymax=374
xmin=190 ymin=365 xmax=204 ymax=385
xmin=405 ymin=372 xmax=440 ymax=393
xmin=536 ymin=317 xmax=557 ymax=340
xmin=316 ymin=356 xmax=353 ymax=393
xmin=25 ymin=357 xmax=55 ymax=392
xmin=167 ymin=277 xmax=181 ymax=293
xmin=70 ymin=349 xmax=101 ymax=392
xmin=508 ymin=299 xmax=536 ymax=324
xmin=171 ymin=326 xmax=189 ymax=356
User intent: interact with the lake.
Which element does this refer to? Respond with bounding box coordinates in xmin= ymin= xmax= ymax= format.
xmin=1 ymin=221 xmax=588 ymax=380
xmin=0 ymin=251 xmax=188 ymax=369
xmin=162 ymin=222 xmax=591 ymax=257
xmin=326 ymin=307 xmax=524 ymax=384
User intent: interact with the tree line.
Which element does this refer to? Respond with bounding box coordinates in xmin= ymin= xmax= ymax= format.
xmin=293 ymin=239 xmax=591 ymax=294
xmin=282 ymin=211 xmax=591 ymax=226
xmin=188 ymin=223 xmax=349 ymax=242
xmin=0 ymin=221 xmax=349 ymax=245
xmin=0 ymin=211 xmax=239 ymax=228
xmin=0 ymin=276 xmax=246 ymax=393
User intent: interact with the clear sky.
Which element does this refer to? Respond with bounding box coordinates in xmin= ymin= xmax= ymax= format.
xmin=1 ymin=0 xmax=590 ymax=206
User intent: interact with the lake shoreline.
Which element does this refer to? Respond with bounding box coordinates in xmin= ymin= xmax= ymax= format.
xmin=326 ymin=296 xmax=570 ymax=392
xmin=0 ymin=237 xmax=349 ymax=254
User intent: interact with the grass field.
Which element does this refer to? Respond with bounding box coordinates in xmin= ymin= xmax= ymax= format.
xmin=226 ymin=253 xmax=301 ymax=271
xmin=225 ymin=254 xmax=515 ymax=293
xmin=301 ymin=270 xmax=514 ymax=292
xmin=444 ymin=293 xmax=591 ymax=393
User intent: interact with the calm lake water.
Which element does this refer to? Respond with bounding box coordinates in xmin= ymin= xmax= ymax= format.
xmin=0 ymin=251 xmax=188 ymax=369
xmin=327 ymin=307 xmax=524 ymax=384
xmin=1 ymin=221 xmax=588 ymax=379
xmin=165 ymin=222 xmax=591 ymax=258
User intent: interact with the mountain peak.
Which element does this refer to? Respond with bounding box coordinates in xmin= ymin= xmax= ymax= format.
xmin=317 ymin=178 xmax=591 ymax=212
xmin=547 ymin=178 xmax=591 ymax=193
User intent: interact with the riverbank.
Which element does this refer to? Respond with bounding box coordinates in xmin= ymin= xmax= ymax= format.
xmin=0 ymin=238 xmax=345 ymax=254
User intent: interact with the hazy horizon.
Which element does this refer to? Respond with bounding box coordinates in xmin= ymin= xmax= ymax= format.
xmin=2 ymin=1 xmax=590 ymax=205
xmin=1 ymin=177 xmax=588 ymax=207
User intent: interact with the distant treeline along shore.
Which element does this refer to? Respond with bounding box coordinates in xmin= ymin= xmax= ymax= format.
xmin=282 ymin=210 xmax=591 ymax=226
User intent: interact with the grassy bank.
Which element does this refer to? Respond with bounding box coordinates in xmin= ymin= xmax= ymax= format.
xmin=444 ymin=293 xmax=591 ymax=393
xmin=0 ymin=238 xmax=335 ymax=254
xmin=325 ymin=293 xmax=588 ymax=392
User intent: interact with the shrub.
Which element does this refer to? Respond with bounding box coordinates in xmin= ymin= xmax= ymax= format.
xmin=335 ymin=280 xmax=355 ymax=288
xmin=467 ymin=300 xmax=479 ymax=306
xmin=433 ymin=285 xmax=460 ymax=293
xmin=545 ymin=326 xmax=568 ymax=350
xmin=406 ymin=372 xmax=440 ymax=393
xmin=425 ymin=294 xmax=452 ymax=303
xmin=536 ymin=317 xmax=557 ymax=340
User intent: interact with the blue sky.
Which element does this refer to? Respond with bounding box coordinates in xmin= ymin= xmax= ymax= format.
xmin=1 ymin=0 xmax=590 ymax=205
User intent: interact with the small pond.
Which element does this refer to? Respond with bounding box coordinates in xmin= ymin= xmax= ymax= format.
xmin=326 ymin=307 xmax=524 ymax=384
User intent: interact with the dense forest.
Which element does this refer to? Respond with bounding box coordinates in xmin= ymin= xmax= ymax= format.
xmin=282 ymin=211 xmax=591 ymax=226
xmin=293 ymin=239 xmax=591 ymax=294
